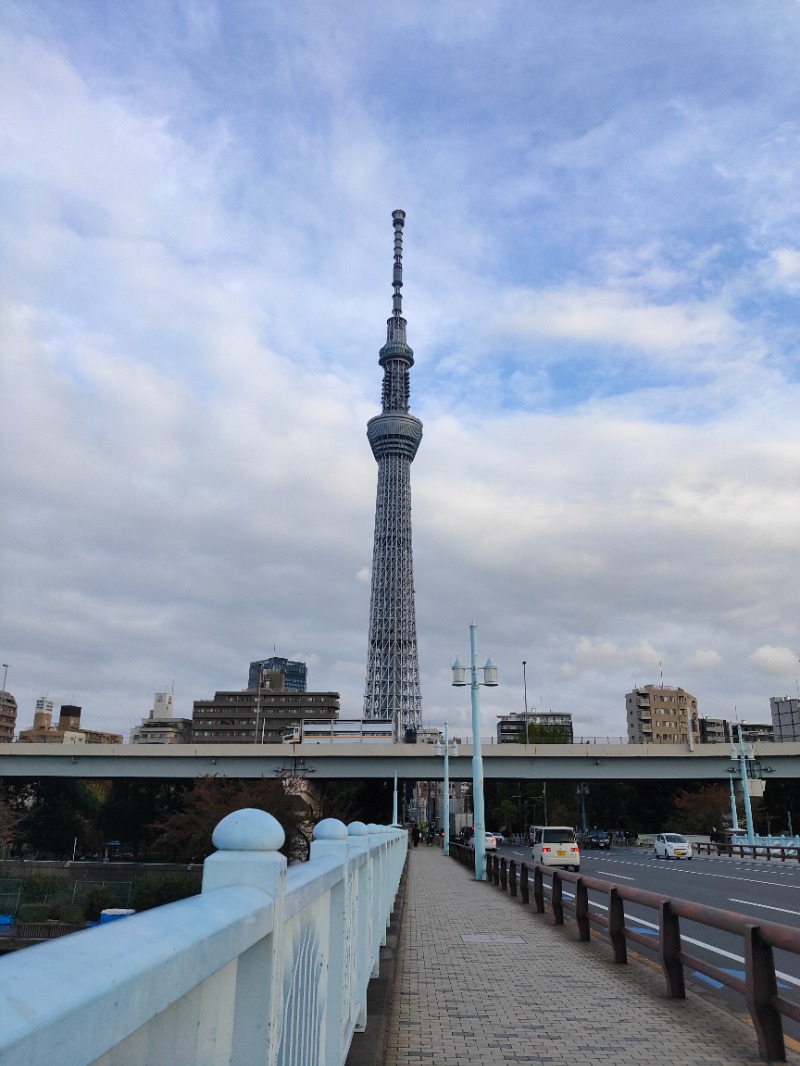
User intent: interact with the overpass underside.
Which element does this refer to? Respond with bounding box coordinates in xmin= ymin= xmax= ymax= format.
xmin=1 ymin=741 xmax=798 ymax=781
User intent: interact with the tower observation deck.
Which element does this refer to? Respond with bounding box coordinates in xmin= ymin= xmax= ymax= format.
xmin=363 ymin=210 xmax=423 ymax=736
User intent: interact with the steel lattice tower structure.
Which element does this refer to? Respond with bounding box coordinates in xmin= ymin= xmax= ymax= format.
xmin=363 ymin=210 xmax=423 ymax=736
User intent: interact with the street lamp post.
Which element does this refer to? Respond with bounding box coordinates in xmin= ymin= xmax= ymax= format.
xmin=1 ymin=664 xmax=8 ymax=695
xmin=727 ymin=728 xmax=774 ymax=846
xmin=729 ymin=733 xmax=755 ymax=845
xmin=522 ymin=660 xmax=528 ymax=748
xmin=728 ymin=773 xmax=740 ymax=833
xmin=434 ymin=723 xmax=458 ymax=855
xmin=452 ymin=623 xmax=498 ymax=881
xmin=576 ymin=783 xmax=589 ymax=832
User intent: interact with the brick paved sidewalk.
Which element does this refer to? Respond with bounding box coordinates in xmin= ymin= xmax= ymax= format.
xmin=384 ymin=845 xmax=799 ymax=1066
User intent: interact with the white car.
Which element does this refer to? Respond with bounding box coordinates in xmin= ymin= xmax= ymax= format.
xmin=487 ymin=830 xmax=505 ymax=845
xmin=468 ymin=832 xmax=497 ymax=851
xmin=654 ymin=833 xmax=693 ymax=860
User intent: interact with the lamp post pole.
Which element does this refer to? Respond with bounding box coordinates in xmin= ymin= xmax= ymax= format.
xmin=522 ymin=660 xmax=528 ymax=748
xmin=1 ymin=664 xmax=8 ymax=694
xmin=435 ymin=723 xmax=458 ymax=855
xmin=452 ymin=623 xmax=498 ymax=881
xmin=737 ymin=730 xmax=756 ymax=845
xmin=392 ymin=771 xmax=398 ymax=826
xmin=577 ymin=783 xmax=589 ymax=833
xmin=728 ymin=773 xmax=739 ymax=833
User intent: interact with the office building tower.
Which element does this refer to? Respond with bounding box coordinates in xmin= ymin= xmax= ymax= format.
xmin=248 ymin=657 xmax=307 ymax=692
xmin=363 ymin=210 xmax=423 ymax=738
xmin=770 ymin=696 xmax=800 ymax=742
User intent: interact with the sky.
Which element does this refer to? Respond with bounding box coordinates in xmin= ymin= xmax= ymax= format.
xmin=1 ymin=1 xmax=799 ymax=743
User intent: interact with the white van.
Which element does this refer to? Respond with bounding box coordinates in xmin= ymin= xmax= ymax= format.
xmin=531 ymin=825 xmax=580 ymax=871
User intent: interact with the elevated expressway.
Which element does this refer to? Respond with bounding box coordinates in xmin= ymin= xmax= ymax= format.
xmin=1 ymin=741 xmax=798 ymax=782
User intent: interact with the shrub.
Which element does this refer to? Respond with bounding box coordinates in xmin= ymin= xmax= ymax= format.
xmin=20 ymin=875 xmax=67 ymax=903
xmin=131 ymin=874 xmax=199 ymax=912
xmin=48 ymin=901 xmax=86 ymax=924
xmin=83 ymin=886 xmax=119 ymax=921
xmin=17 ymin=902 xmax=51 ymax=922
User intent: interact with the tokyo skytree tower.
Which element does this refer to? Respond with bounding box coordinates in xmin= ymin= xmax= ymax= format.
xmin=363 ymin=210 xmax=423 ymax=737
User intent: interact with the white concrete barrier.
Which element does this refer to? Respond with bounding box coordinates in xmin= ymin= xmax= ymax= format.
xmin=0 ymin=809 xmax=407 ymax=1066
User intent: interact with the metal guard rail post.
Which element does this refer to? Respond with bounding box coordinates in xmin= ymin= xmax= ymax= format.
xmin=0 ymin=809 xmax=407 ymax=1066
xmin=449 ymin=846 xmax=800 ymax=1062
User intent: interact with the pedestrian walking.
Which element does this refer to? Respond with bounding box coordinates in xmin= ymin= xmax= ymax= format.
xmin=411 ymin=824 xmax=421 ymax=847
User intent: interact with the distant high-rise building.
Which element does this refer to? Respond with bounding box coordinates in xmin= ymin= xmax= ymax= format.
xmin=626 ymin=685 xmax=699 ymax=744
xmin=698 ymin=717 xmax=731 ymax=744
xmin=770 ymin=696 xmax=800 ymax=742
xmin=17 ymin=704 xmax=122 ymax=744
xmin=732 ymin=721 xmax=774 ymax=744
xmin=0 ymin=691 xmax=17 ymax=742
xmin=497 ymin=711 xmax=574 ymax=744
xmin=192 ymin=688 xmax=339 ymax=744
xmin=248 ymin=657 xmax=307 ymax=692
xmin=363 ymin=210 xmax=423 ymax=738
xmin=130 ymin=691 xmax=192 ymax=744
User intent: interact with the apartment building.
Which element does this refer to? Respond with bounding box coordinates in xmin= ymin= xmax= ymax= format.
xmin=626 ymin=685 xmax=698 ymax=744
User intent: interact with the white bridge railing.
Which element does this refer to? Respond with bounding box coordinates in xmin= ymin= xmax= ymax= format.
xmin=0 ymin=809 xmax=407 ymax=1066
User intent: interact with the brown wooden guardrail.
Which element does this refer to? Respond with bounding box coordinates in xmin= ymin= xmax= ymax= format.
xmin=453 ymin=848 xmax=800 ymax=1063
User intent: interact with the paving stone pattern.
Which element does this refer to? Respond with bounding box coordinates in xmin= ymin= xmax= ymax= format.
xmin=384 ymin=845 xmax=799 ymax=1066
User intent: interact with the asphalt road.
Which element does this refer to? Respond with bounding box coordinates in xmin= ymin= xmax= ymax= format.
xmin=498 ymin=841 xmax=800 ymax=1043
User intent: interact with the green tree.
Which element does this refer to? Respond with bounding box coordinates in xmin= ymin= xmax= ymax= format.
xmin=149 ymin=776 xmax=312 ymax=863
xmin=673 ymin=785 xmax=730 ymax=834
xmin=100 ymin=779 xmax=191 ymax=859
xmin=526 ymin=723 xmax=572 ymax=744
xmin=14 ymin=778 xmax=103 ymax=859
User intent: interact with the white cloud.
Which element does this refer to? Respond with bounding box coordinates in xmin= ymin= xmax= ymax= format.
xmin=496 ymin=286 xmax=734 ymax=354
xmin=562 ymin=638 xmax=664 ymax=677
xmin=762 ymin=248 xmax=800 ymax=293
xmin=688 ymin=649 xmax=723 ymax=670
xmin=748 ymin=646 xmax=799 ymax=677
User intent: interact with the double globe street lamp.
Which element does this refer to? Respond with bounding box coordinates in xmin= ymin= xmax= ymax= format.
xmin=452 ymin=623 xmax=498 ymax=881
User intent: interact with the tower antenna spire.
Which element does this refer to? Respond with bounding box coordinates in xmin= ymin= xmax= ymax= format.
xmin=391 ymin=209 xmax=405 ymax=319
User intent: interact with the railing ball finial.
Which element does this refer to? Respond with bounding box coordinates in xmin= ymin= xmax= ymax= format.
xmin=313 ymin=818 xmax=349 ymax=841
xmin=212 ymin=808 xmax=285 ymax=851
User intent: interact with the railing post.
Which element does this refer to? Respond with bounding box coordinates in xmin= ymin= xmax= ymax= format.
xmin=575 ymin=878 xmax=590 ymax=941
xmin=347 ymin=821 xmax=371 ymax=1030
xmin=310 ymin=818 xmax=351 ymax=1065
xmin=608 ymin=887 xmax=627 ymax=963
xmin=367 ymin=824 xmax=388 ymax=952
xmin=744 ymin=924 xmax=785 ymax=1062
xmin=509 ymin=860 xmax=517 ymax=897
xmin=533 ymin=866 xmax=544 ymax=913
xmin=659 ymin=900 xmax=685 ymax=999
xmin=201 ymin=808 xmax=287 ymax=1066
xmin=552 ymin=872 xmax=564 ymax=926
xmin=520 ymin=862 xmax=530 ymax=905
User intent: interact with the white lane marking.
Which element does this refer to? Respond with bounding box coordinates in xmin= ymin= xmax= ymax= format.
xmin=595 ymin=870 xmax=636 ymax=880
xmin=582 ymin=855 xmax=799 ymax=890
xmin=728 ymin=898 xmax=800 ymax=917
xmin=587 ymin=900 xmax=800 ymax=989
